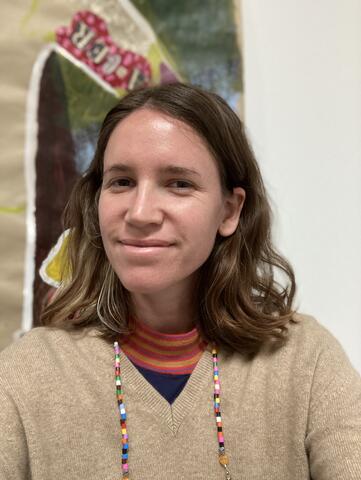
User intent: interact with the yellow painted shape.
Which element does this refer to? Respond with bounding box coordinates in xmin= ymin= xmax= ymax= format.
xmin=147 ymin=43 xmax=163 ymax=84
xmin=147 ymin=40 xmax=182 ymax=84
xmin=0 ymin=204 xmax=26 ymax=214
xmin=20 ymin=0 xmax=40 ymax=30
xmin=42 ymin=232 xmax=70 ymax=285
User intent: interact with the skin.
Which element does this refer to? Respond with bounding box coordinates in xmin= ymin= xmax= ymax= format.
xmin=98 ymin=108 xmax=245 ymax=333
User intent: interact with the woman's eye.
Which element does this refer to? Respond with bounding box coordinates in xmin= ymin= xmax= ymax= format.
xmin=105 ymin=178 xmax=193 ymax=191
xmin=110 ymin=178 xmax=132 ymax=188
xmin=170 ymin=180 xmax=193 ymax=189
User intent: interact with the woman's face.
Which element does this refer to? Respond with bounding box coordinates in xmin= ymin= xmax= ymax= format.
xmin=98 ymin=108 xmax=244 ymax=297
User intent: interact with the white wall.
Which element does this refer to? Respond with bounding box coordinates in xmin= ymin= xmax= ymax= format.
xmin=242 ymin=0 xmax=361 ymax=372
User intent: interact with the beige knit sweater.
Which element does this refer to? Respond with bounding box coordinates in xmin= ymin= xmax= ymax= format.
xmin=0 ymin=314 xmax=360 ymax=479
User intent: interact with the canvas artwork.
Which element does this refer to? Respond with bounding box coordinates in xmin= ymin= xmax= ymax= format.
xmin=0 ymin=0 xmax=243 ymax=350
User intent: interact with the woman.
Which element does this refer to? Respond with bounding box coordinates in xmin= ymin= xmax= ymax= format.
xmin=0 ymin=83 xmax=360 ymax=480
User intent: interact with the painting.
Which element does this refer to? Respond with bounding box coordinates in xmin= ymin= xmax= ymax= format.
xmin=0 ymin=0 xmax=243 ymax=349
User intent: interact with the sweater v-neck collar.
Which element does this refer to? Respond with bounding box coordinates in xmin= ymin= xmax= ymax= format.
xmin=84 ymin=328 xmax=214 ymax=435
xmin=120 ymin=345 xmax=213 ymax=434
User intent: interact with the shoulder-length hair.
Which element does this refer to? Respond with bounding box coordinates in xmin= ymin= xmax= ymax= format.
xmin=41 ymin=82 xmax=296 ymax=356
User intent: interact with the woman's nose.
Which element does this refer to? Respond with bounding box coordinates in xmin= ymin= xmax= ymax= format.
xmin=124 ymin=184 xmax=164 ymax=226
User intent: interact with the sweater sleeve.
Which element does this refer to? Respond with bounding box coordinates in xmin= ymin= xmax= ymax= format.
xmin=305 ymin=329 xmax=361 ymax=479
xmin=0 ymin=383 xmax=30 ymax=480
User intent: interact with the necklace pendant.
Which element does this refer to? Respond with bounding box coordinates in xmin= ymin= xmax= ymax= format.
xmin=219 ymin=455 xmax=231 ymax=479
xmin=223 ymin=464 xmax=232 ymax=480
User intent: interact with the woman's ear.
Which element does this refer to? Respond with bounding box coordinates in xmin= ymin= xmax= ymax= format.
xmin=218 ymin=187 xmax=246 ymax=237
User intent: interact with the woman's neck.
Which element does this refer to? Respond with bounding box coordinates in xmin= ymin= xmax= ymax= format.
xmin=130 ymin=286 xmax=197 ymax=334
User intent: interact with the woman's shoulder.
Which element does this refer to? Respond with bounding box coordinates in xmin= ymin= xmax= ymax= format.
xmin=1 ymin=326 xmax=80 ymax=364
xmin=266 ymin=312 xmax=360 ymax=388
xmin=287 ymin=312 xmax=341 ymax=347
xmin=0 ymin=327 xmax=65 ymax=366
xmin=0 ymin=326 xmax=111 ymax=389
xmin=285 ymin=312 xmax=351 ymax=361
xmin=224 ymin=313 xmax=361 ymax=407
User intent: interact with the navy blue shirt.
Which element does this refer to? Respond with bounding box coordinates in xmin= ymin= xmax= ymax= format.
xmin=132 ymin=362 xmax=190 ymax=404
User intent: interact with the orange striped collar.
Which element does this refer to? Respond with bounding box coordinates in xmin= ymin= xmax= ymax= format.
xmin=120 ymin=320 xmax=207 ymax=375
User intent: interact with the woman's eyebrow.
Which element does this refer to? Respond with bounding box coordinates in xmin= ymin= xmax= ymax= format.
xmin=103 ymin=163 xmax=131 ymax=175
xmin=103 ymin=163 xmax=201 ymax=178
xmin=161 ymin=165 xmax=201 ymax=177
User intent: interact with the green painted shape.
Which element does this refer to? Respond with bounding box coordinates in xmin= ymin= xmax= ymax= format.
xmin=57 ymin=54 xmax=119 ymax=131
xmin=131 ymin=0 xmax=242 ymax=97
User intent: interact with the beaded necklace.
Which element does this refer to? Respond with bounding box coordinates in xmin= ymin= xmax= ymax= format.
xmin=114 ymin=341 xmax=231 ymax=479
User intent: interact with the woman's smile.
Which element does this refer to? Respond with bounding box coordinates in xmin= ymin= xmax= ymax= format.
xmin=119 ymin=242 xmax=175 ymax=256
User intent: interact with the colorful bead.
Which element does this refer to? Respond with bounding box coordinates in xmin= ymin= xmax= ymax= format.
xmin=114 ymin=342 xmax=231 ymax=479
xmin=114 ymin=342 xmax=130 ymax=479
xmin=212 ymin=346 xmax=231 ymax=478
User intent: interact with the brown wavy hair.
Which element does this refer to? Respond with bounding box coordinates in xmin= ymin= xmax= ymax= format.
xmin=41 ymin=82 xmax=296 ymax=356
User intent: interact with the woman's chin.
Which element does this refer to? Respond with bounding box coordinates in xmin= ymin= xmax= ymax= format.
xmin=116 ymin=269 xmax=197 ymax=298
xmin=119 ymin=276 xmax=193 ymax=298
xmin=120 ymin=278 xmax=170 ymax=296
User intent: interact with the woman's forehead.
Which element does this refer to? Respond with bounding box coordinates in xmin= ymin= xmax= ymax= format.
xmin=107 ymin=108 xmax=202 ymax=146
xmin=103 ymin=108 xmax=219 ymax=177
